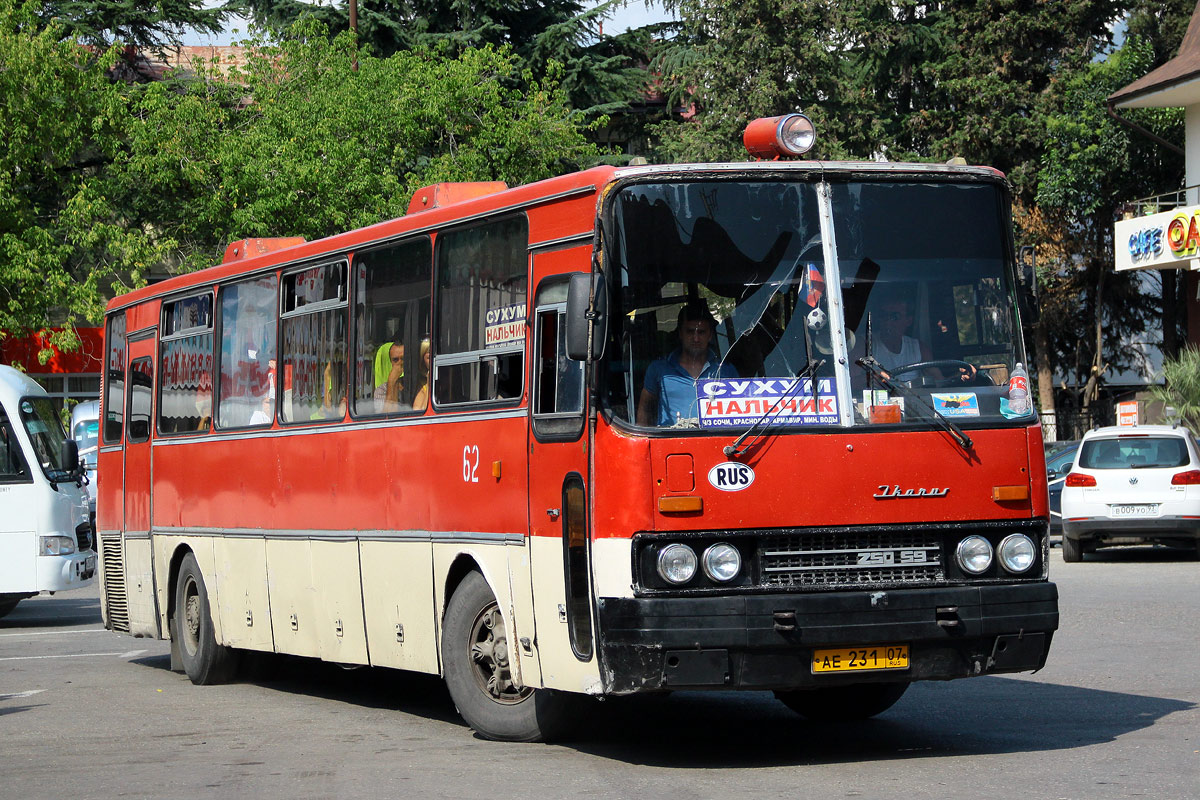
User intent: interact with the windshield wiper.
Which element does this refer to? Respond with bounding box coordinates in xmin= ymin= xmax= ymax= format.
xmin=723 ymin=359 xmax=825 ymax=457
xmin=855 ymin=356 xmax=974 ymax=451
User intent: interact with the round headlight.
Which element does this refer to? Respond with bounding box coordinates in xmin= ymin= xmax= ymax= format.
xmin=956 ymin=536 xmax=993 ymax=575
xmin=657 ymin=543 xmax=698 ymax=585
xmin=777 ymin=113 xmax=816 ymax=155
xmin=998 ymin=534 xmax=1036 ymax=574
xmin=702 ymin=543 xmax=742 ymax=582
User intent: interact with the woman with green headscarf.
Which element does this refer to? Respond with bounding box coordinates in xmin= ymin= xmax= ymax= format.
xmin=373 ymin=341 xmax=404 ymax=412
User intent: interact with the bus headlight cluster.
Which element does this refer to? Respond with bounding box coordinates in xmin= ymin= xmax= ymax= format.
xmin=656 ymin=542 xmax=742 ymax=585
xmin=997 ymin=534 xmax=1036 ymax=574
xmin=955 ymin=534 xmax=1038 ymax=575
xmin=955 ymin=536 xmax=993 ymax=574
xmin=39 ymin=535 xmax=77 ymax=556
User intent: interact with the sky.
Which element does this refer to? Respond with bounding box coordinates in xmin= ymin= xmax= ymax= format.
xmin=182 ymin=1 xmax=673 ymax=46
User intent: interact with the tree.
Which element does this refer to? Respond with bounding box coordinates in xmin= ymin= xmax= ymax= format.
xmin=1151 ymin=346 xmax=1200 ymax=431
xmin=1035 ymin=34 xmax=1185 ymax=429
xmin=0 ymin=0 xmax=163 ymax=357
xmin=227 ymin=0 xmax=648 ymax=119
xmin=103 ymin=18 xmax=602 ymax=270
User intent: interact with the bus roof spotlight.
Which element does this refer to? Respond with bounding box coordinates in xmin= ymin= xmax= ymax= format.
xmin=743 ymin=113 xmax=816 ymax=159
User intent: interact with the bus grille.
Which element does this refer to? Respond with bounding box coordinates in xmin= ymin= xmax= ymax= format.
xmin=760 ymin=530 xmax=944 ymax=588
xmin=99 ymin=532 xmax=129 ymax=633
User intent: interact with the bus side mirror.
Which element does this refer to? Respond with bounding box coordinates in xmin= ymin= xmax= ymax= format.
xmin=59 ymin=438 xmax=79 ymax=475
xmin=566 ymin=271 xmax=607 ymax=361
xmin=1017 ymin=245 xmax=1040 ymax=325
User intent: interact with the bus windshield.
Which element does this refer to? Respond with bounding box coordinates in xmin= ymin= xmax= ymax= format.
xmin=603 ymin=177 xmax=1027 ymax=432
xmin=19 ymin=396 xmax=72 ymax=478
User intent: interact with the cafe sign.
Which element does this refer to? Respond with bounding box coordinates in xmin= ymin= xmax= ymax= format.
xmin=1114 ymin=204 xmax=1200 ymax=271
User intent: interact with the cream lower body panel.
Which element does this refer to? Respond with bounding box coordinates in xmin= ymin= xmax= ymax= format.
xmin=212 ymin=537 xmax=274 ymax=651
xmin=122 ymin=537 xmax=157 ymax=638
xmin=360 ymin=539 xmax=439 ymax=674
xmin=528 ymin=535 xmax=602 ymax=694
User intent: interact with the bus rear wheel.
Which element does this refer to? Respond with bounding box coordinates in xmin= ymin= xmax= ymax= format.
xmin=775 ymin=682 xmax=909 ymax=721
xmin=174 ymin=552 xmax=238 ymax=685
xmin=442 ymin=571 xmax=570 ymax=742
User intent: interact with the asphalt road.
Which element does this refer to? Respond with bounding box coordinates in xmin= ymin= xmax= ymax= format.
xmin=2 ymin=547 xmax=1197 ymax=800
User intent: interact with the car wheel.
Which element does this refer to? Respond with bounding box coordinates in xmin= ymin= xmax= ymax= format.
xmin=1062 ymin=535 xmax=1083 ymax=563
xmin=442 ymin=571 xmax=573 ymax=742
xmin=775 ymin=682 xmax=909 ymax=721
xmin=174 ymin=552 xmax=239 ymax=684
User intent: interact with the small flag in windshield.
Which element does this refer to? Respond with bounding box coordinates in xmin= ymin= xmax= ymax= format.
xmin=804 ymin=263 xmax=825 ymax=308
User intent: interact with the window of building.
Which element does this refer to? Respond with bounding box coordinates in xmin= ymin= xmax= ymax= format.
xmin=159 ymin=293 xmax=214 ymax=434
xmin=218 ymin=275 xmax=279 ymax=428
xmin=103 ymin=313 xmax=126 ymax=443
xmin=351 ymin=238 xmax=432 ymax=417
xmin=434 ymin=216 xmax=528 ymax=407
xmin=281 ymin=261 xmax=348 ymax=423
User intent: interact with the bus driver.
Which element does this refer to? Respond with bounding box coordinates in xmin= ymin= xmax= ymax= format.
xmin=636 ymin=301 xmax=738 ymax=427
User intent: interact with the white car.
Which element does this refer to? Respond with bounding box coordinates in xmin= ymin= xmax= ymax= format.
xmin=1060 ymin=424 xmax=1200 ymax=562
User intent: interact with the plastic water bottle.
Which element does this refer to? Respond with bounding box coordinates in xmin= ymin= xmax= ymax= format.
xmin=1008 ymin=362 xmax=1030 ymax=414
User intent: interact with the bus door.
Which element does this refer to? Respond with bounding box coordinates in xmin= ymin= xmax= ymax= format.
xmin=527 ymin=263 xmax=598 ymax=690
xmin=122 ymin=336 xmax=155 ymax=537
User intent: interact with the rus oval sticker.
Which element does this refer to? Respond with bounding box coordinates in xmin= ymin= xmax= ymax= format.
xmin=708 ymin=462 xmax=755 ymax=492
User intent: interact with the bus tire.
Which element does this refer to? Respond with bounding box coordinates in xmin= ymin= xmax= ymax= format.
xmin=442 ymin=571 xmax=571 ymax=742
xmin=775 ymin=681 xmax=909 ymax=721
xmin=174 ymin=553 xmax=238 ymax=685
xmin=0 ymin=599 xmax=19 ymax=619
xmin=1062 ymin=535 xmax=1083 ymax=563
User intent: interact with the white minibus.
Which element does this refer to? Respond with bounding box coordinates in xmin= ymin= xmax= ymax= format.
xmin=0 ymin=365 xmax=95 ymax=618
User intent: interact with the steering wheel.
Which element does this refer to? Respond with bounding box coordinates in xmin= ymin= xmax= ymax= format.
xmin=887 ymin=359 xmax=993 ymax=388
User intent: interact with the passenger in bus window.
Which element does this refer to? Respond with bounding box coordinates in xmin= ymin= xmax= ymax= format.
xmin=412 ymin=339 xmax=431 ymax=411
xmin=317 ymin=360 xmax=348 ymax=419
xmin=852 ymin=297 xmax=976 ymax=386
xmin=636 ymin=301 xmax=738 ymax=427
xmin=372 ymin=341 xmax=405 ymax=413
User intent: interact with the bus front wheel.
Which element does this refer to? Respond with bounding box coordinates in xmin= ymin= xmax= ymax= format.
xmin=775 ymin=682 xmax=909 ymax=721
xmin=442 ymin=571 xmax=571 ymax=742
xmin=174 ymin=553 xmax=238 ymax=685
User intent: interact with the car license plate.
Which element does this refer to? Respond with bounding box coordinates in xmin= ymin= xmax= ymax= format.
xmin=812 ymin=644 xmax=909 ymax=674
xmin=1111 ymin=504 xmax=1157 ymax=517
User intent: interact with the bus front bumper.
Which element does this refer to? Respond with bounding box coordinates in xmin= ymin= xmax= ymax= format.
xmin=36 ymin=551 xmax=97 ymax=592
xmin=595 ymin=583 xmax=1058 ymax=694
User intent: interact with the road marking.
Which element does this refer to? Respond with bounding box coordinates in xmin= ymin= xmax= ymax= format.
xmin=120 ymin=650 xmax=147 ymax=659
xmin=0 ymin=628 xmax=109 ymax=638
xmin=0 ymin=689 xmax=45 ymax=700
xmin=0 ymin=652 xmax=128 ymax=662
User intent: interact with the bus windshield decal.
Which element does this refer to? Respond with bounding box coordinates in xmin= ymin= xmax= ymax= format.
xmin=697 ymin=377 xmax=839 ymax=428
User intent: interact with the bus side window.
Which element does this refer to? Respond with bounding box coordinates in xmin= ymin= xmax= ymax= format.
xmin=0 ymin=409 xmax=30 ymax=481
xmin=159 ymin=293 xmax=214 ymax=434
xmin=280 ymin=261 xmax=349 ymax=423
xmin=351 ymin=237 xmax=432 ymax=417
xmin=532 ymin=279 xmax=585 ymax=441
xmin=217 ymin=276 xmax=278 ymax=429
xmin=127 ymin=358 xmax=154 ymax=443
xmin=434 ymin=215 xmax=528 ymax=407
xmin=103 ymin=313 xmax=126 ymax=444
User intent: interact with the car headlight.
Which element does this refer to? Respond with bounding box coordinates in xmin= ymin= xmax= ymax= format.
xmin=702 ymin=543 xmax=742 ymax=582
xmin=39 ymin=535 xmax=77 ymax=556
xmin=998 ymin=534 xmax=1036 ymax=574
xmin=955 ymin=536 xmax=993 ymax=575
xmin=657 ymin=543 xmax=698 ymax=585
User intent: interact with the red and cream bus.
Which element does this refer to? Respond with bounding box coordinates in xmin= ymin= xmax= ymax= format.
xmin=98 ymin=117 xmax=1058 ymax=741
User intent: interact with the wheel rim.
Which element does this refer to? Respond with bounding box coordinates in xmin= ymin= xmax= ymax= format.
xmin=468 ymin=601 xmax=531 ymax=705
xmin=181 ymin=575 xmax=201 ymax=657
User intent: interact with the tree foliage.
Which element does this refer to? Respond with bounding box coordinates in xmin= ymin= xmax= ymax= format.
xmin=1151 ymin=346 xmax=1200 ymax=431
xmin=0 ymin=0 xmax=155 ymax=356
xmin=1 ymin=7 xmax=600 ymax=354
xmin=104 ymin=18 xmax=602 ymax=270
xmin=227 ymin=0 xmax=649 ymax=118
